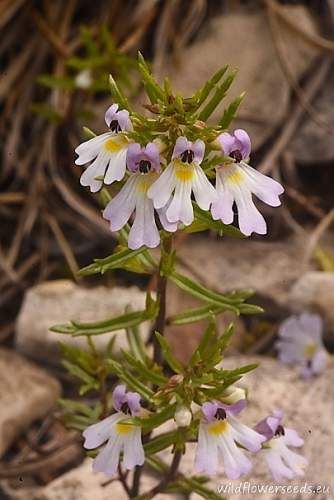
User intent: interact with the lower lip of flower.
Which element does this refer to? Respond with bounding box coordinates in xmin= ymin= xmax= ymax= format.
xmin=174 ymin=161 xmax=195 ymax=182
xmin=225 ymin=169 xmax=244 ymax=185
xmin=116 ymin=423 xmax=133 ymax=434
xmin=207 ymin=420 xmax=229 ymax=436
xmin=104 ymin=136 xmax=127 ymax=153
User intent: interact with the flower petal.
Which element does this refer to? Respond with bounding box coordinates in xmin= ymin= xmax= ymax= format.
xmin=147 ymin=164 xmax=176 ymax=209
xmin=166 ymin=178 xmax=193 ymax=225
xmin=79 ymin=153 xmax=109 ymax=193
xmin=83 ymin=413 xmax=121 ymax=449
xmin=239 ymin=161 xmax=284 ymax=207
xmin=233 ymin=186 xmax=267 ymax=236
xmin=228 ymin=416 xmax=266 ymax=452
xmin=92 ymin=431 xmax=123 ymax=476
xmin=218 ymin=132 xmax=236 ymax=157
xmin=75 ymin=133 xmax=112 ymax=164
xmin=192 ymin=165 xmax=217 ymax=210
xmin=104 ymin=148 xmax=127 ymax=185
xmin=103 ymin=176 xmax=137 ymax=231
xmin=211 ymin=171 xmax=234 ymax=224
xmin=195 ymin=424 xmax=219 ymax=475
xmin=172 ymin=137 xmax=190 ymax=160
xmin=105 ymin=104 xmax=119 ymax=127
xmin=122 ymin=427 xmax=145 ymax=470
xmin=128 ymin=194 xmax=160 ymax=249
xmin=218 ymin=430 xmax=252 ymax=479
xmin=126 ymin=143 xmax=142 ymax=172
xmin=234 ymin=129 xmax=251 ymax=160
xmin=112 ymin=384 xmax=127 ymax=412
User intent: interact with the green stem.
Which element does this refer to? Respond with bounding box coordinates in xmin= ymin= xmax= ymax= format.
xmin=152 ymin=235 xmax=173 ymax=365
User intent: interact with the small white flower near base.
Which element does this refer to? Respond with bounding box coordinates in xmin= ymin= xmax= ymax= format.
xmin=211 ymin=129 xmax=284 ymax=236
xmin=83 ymin=385 xmax=144 ymax=476
xmin=75 ymin=104 xmax=132 ymax=193
xmin=148 ymin=136 xmax=217 ymax=226
xmin=276 ymin=313 xmax=328 ymax=378
xmin=195 ymin=400 xmax=265 ymax=479
xmin=255 ymin=410 xmax=308 ymax=481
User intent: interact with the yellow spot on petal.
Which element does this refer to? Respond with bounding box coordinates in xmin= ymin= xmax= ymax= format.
xmin=116 ymin=423 xmax=133 ymax=435
xmin=226 ymin=169 xmax=244 ymax=185
xmin=304 ymin=342 xmax=318 ymax=359
xmin=207 ymin=420 xmax=229 ymax=436
xmin=104 ymin=135 xmax=127 ymax=153
xmin=136 ymin=172 xmax=157 ymax=193
xmin=174 ymin=160 xmax=195 ymax=182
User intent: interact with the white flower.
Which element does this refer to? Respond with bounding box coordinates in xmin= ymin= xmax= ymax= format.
xmin=276 ymin=313 xmax=328 ymax=378
xmin=83 ymin=385 xmax=144 ymax=476
xmin=211 ymin=129 xmax=284 ymax=236
xmin=255 ymin=411 xmax=308 ymax=481
xmin=195 ymin=400 xmax=265 ymax=478
xmin=103 ymin=142 xmax=177 ymax=250
xmin=174 ymin=404 xmax=192 ymax=427
xmin=147 ymin=136 xmax=217 ymax=226
xmin=75 ymin=104 xmax=132 ymax=193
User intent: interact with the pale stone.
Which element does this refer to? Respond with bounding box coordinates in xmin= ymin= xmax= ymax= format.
xmin=37 ymin=458 xmax=183 ymax=500
xmin=288 ymin=271 xmax=334 ymax=329
xmin=165 ymin=7 xmax=319 ymax=149
xmin=0 ymin=348 xmax=61 ymax=458
xmin=178 ymin=234 xmax=307 ymax=305
xmin=16 ymin=281 xmax=150 ymax=366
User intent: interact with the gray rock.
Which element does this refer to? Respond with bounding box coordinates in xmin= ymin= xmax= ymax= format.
xmin=288 ymin=271 xmax=334 ymax=338
xmin=165 ymin=7 xmax=319 ymax=149
xmin=178 ymin=234 xmax=307 ymax=305
xmin=36 ymin=458 xmax=183 ymax=500
xmin=0 ymin=348 xmax=61 ymax=458
xmin=16 ymin=281 xmax=150 ymax=366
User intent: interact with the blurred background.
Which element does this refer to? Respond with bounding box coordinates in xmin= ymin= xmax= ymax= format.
xmin=1 ymin=0 xmax=334 ymax=499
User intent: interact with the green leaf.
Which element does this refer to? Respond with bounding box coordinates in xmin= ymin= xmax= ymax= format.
xmin=169 ymin=271 xmax=240 ymax=311
xmin=155 ymin=332 xmax=183 ymax=373
xmin=107 ymin=360 xmax=154 ymax=400
xmin=191 ymin=65 xmax=229 ymax=109
xmin=78 ymin=247 xmax=149 ymax=276
xmin=138 ymin=52 xmax=165 ymax=103
xmin=62 ymin=360 xmax=99 ymax=391
xmin=144 ymin=431 xmax=178 ymax=455
xmin=168 ymin=304 xmax=225 ymax=325
xmin=126 ymin=321 xmax=147 ymax=363
xmin=51 ymin=306 xmax=156 ymax=337
xmin=184 ymin=204 xmax=244 ymax=238
xmin=219 ymin=92 xmax=245 ymax=129
xmin=198 ymin=71 xmax=237 ymax=122
xmin=122 ymin=350 xmax=167 ymax=386
xmin=82 ymin=126 xmax=96 ymax=139
xmin=109 ymin=74 xmax=130 ymax=110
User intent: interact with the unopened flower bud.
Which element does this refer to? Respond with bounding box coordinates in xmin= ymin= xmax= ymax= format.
xmin=174 ymin=404 xmax=192 ymax=427
xmin=221 ymin=386 xmax=246 ymax=404
xmin=75 ymin=69 xmax=92 ymax=89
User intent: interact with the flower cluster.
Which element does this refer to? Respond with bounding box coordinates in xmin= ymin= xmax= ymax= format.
xmin=75 ymin=103 xmax=284 ymax=249
xmin=83 ymin=386 xmax=307 ymax=482
xmin=276 ymin=313 xmax=328 ymax=379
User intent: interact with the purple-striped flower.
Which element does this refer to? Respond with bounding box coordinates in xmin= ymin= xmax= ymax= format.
xmin=255 ymin=410 xmax=308 ymax=481
xmin=276 ymin=313 xmax=328 ymax=379
xmin=103 ymin=142 xmax=177 ymax=249
xmin=211 ymin=129 xmax=284 ymax=236
xmin=83 ymin=385 xmax=144 ymax=476
xmin=75 ymin=104 xmax=132 ymax=192
xmin=148 ymin=136 xmax=217 ymax=226
xmin=195 ymin=400 xmax=265 ymax=479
